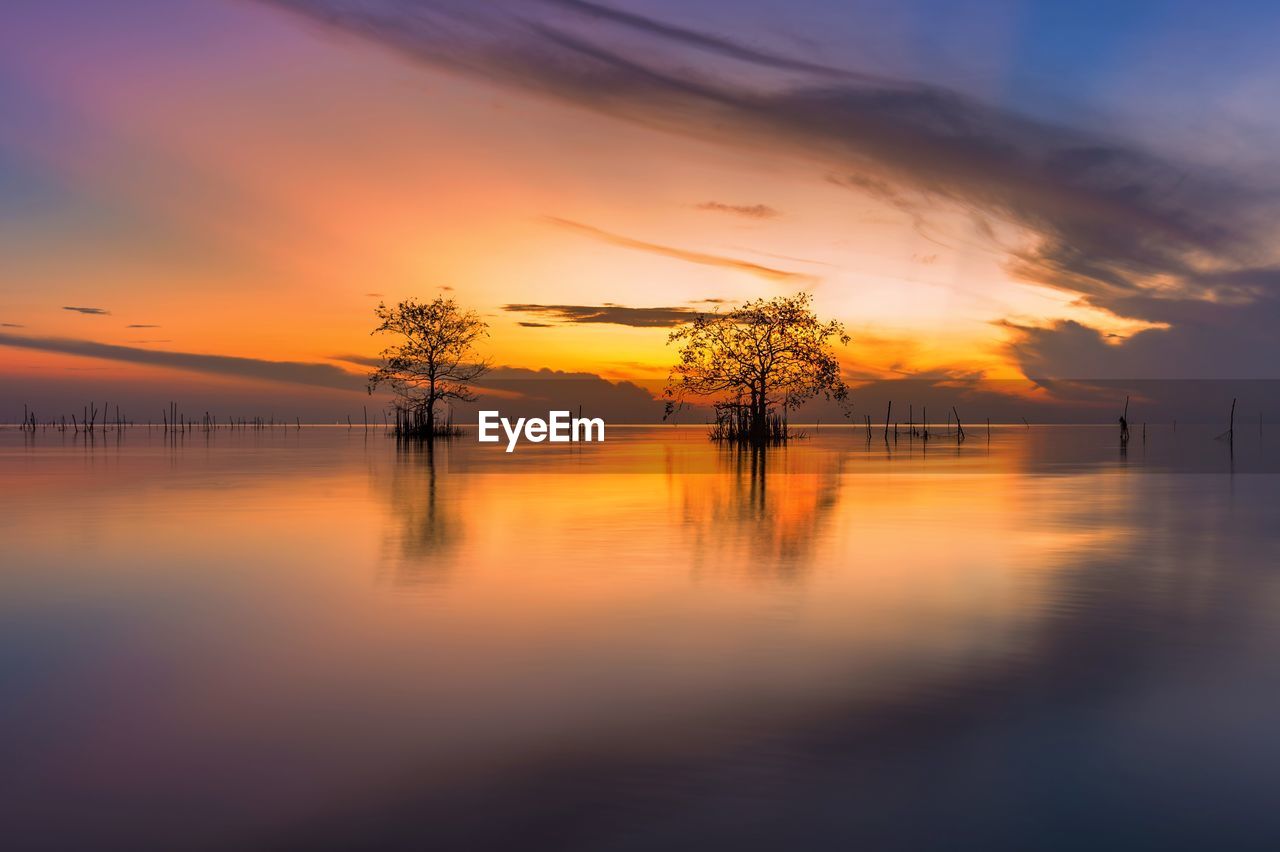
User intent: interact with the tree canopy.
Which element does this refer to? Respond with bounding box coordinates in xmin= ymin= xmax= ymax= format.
xmin=368 ymin=297 xmax=489 ymax=436
xmin=664 ymin=292 xmax=849 ymax=442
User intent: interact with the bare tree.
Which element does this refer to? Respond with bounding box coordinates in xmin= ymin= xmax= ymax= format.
xmin=368 ymin=297 xmax=490 ymax=437
xmin=664 ymin=292 xmax=849 ymax=445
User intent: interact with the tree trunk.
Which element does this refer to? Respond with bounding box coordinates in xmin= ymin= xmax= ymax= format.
xmin=749 ymin=385 xmax=767 ymax=446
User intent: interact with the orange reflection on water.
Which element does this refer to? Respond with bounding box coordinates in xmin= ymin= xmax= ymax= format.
xmin=0 ymin=425 xmax=1250 ymax=848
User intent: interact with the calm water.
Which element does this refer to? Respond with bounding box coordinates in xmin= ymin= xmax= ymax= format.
xmin=3 ymin=425 xmax=1280 ymax=850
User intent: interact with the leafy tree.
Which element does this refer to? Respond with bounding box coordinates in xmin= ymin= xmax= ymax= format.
xmin=664 ymin=292 xmax=849 ymax=444
xmin=368 ymin=297 xmax=489 ymax=436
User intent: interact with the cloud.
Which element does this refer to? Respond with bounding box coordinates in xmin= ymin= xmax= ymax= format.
xmin=547 ymin=217 xmax=811 ymax=282
xmin=469 ymin=365 xmax=664 ymax=422
xmin=537 ymin=0 xmax=872 ymax=81
xmin=696 ymin=201 xmax=780 ymax=219
xmin=125 ymin=323 xmax=160 ymax=328
xmin=0 ymin=333 xmax=365 ymax=390
xmin=331 ymin=353 xmax=382 ymax=368
xmin=503 ymin=303 xmax=700 ymax=327
xmin=1005 ymin=287 xmax=1280 ymax=380
xmin=62 ymin=306 xmax=111 ymax=315
xmin=517 ymin=321 xmax=554 ymax=328
xmin=1 ymin=322 xmax=24 ymax=328
xmin=260 ymin=0 xmax=1280 ymax=376
xmin=365 ymin=292 xmax=384 ymax=297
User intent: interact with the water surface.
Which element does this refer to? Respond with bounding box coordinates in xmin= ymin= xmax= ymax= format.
xmin=2 ymin=425 xmax=1279 ymax=849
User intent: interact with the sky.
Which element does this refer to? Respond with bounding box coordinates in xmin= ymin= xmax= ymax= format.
xmin=3 ymin=0 xmax=1280 ymax=421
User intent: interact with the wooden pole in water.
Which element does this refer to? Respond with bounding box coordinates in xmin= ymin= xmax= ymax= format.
xmin=884 ymin=401 xmax=892 ymax=441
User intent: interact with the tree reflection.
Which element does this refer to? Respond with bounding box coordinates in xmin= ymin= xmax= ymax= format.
xmin=677 ymin=444 xmax=844 ymax=581
xmin=374 ymin=440 xmax=463 ymax=587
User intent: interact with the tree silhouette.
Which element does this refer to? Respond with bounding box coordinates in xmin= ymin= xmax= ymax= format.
xmin=664 ymin=292 xmax=849 ymax=445
xmin=368 ymin=297 xmax=489 ymax=437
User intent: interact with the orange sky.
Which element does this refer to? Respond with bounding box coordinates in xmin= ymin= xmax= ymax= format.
xmin=3 ymin=0 xmax=1274 ymax=414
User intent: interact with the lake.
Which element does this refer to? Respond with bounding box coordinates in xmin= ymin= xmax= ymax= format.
xmin=2 ymin=424 xmax=1279 ymax=850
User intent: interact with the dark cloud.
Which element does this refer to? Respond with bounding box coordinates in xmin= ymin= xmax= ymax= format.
xmin=365 ymin=292 xmax=384 ymax=297
xmin=62 ymin=306 xmax=110 ymax=315
xmin=0 ymin=333 xmax=364 ymax=390
xmin=503 ymin=303 xmax=700 ymax=328
xmin=696 ymin=201 xmax=780 ymax=219
xmin=517 ymin=321 xmax=554 ymax=328
xmin=468 ymin=366 xmax=664 ymax=422
xmin=547 ymin=217 xmax=811 ymax=282
xmin=125 ymin=323 xmax=160 ymax=328
xmin=1006 ymin=288 xmax=1280 ymax=380
xmin=538 ymin=0 xmax=872 ymax=81
xmin=1 ymin=322 xmax=24 ymax=328
xmin=261 ymin=0 xmax=1280 ymax=376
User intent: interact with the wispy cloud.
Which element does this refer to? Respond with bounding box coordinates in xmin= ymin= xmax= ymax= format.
xmin=546 ymin=217 xmax=812 ymax=283
xmin=504 ymin=303 xmax=701 ymax=327
xmin=0 ymin=333 xmax=364 ymax=390
xmin=330 ymin=353 xmax=382 ymax=368
xmin=62 ymin=306 xmax=111 ymax=316
xmin=1 ymin=322 xmax=24 ymax=328
xmin=517 ymin=321 xmax=554 ymax=328
xmin=696 ymin=201 xmax=779 ymax=219
xmin=125 ymin=323 xmax=160 ymax=328
xmin=537 ymin=0 xmax=871 ymax=80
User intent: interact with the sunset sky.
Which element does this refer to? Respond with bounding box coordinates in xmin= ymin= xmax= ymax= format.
xmin=4 ymin=0 xmax=1280 ymax=419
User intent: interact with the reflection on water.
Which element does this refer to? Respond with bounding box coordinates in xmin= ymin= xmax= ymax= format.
xmin=679 ymin=447 xmax=844 ymax=580
xmin=1 ymin=426 xmax=1279 ymax=850
xmin=374 ymin=441 xmax=460 ymax=587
